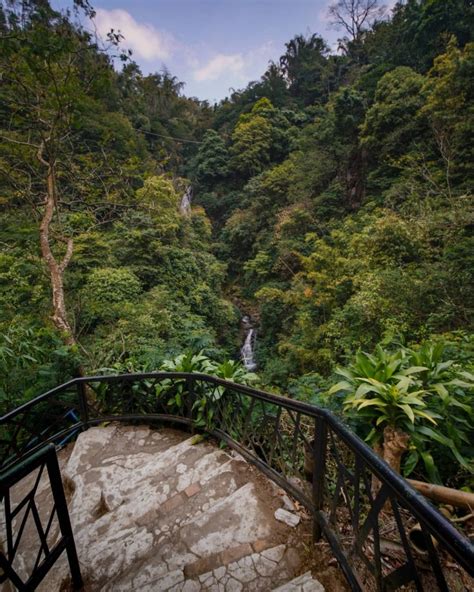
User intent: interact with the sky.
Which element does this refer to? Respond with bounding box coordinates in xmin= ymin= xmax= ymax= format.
xmin=52 ymin=0 xmax=348 ymax=103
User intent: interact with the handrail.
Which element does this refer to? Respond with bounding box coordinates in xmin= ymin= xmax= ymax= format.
xmin=1 ymin=372 xmax=473 ymax=592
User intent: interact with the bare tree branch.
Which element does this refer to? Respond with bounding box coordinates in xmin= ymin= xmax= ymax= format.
xmin=328 ymin=0 xmax=387 ymax=42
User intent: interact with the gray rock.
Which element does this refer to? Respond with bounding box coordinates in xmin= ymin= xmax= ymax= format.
xmin=274 ymin=508 xmax=301 ymax=527
xmin=282 ymin=494 xmax=296 ymax=512
xmin=272 ymin=571 xmax=325 ymax=592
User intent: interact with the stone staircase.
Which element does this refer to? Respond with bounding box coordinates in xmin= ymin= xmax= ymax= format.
xmin=7 ymin=424 xmax=328 ymax=591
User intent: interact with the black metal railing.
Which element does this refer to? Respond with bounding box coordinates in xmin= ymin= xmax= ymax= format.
xmin=0 ymin=372 xmax=473 ymax=592
xmin=0 ymin=444 xmax=83 ymax=591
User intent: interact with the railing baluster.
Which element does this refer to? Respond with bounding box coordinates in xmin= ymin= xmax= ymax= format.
xmin=46 ymin=447 xmax=83 ymax=591
xmin=186 ymin=375 xmax=195 ymax=421
xmin=77 ymin=380 xmax=89 ymax=430
xmin=312 ymin=415 xmax=327 ymax=542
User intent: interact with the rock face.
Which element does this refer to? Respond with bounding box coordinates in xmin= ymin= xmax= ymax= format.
xmin=4 ymin=425 xmax=325 ymax=591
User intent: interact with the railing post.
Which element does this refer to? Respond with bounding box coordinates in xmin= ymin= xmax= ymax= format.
xmin=77 ymin=380 xmax=89 ymax=430
xmin=186 ymin=375 xmax=195 ymax=423
xmin=312 ymin=415 xmax=327 ymax=542
xmin=46 ymin=447 xmax=83 ymax=590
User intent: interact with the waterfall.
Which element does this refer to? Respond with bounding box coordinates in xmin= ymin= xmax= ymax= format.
xmin=180 ymin=186 xmax=192 ymax=216
xmin=241 ymin=316 xmax=257 ymax=371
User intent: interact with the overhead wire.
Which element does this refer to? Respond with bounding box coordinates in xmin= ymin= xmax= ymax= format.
xmin=135 ymin=128 xmax=203 ymax=144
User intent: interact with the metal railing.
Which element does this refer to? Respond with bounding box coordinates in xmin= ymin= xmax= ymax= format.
xmin=0 ymin=372 xmax=473 ymax=591
xmin=0 ymin=444 xmax=83 ymax=591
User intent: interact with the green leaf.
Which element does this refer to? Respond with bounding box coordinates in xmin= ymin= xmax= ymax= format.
xmin=328 ymin=380 xmax=352 ymax=394
xmin=358 ymin=399 xmax=387 ymax=409
xmin=403 ymin=366 xmax=428 ymax=375
xmin=416 ymin=425 xmax=452 ymax=447
xmin=450 ymin=447 xmax=474 ymax=473
xmin=459 ymin=370 xmax=474 ymax=381
xmin=419 ymin=450 xmax=442 ymax=484
xmin=413 ymin=410 xmax=438 ymax=425
xmin=398 ymin=404 xmax=415 ymax=423
xmin=433 ymin=383 xmax=449 ymax=400
xmin=447 ymin=378 xmax=473 ymax=389
xmin=403 ymin=449 xmax=419 ymax=476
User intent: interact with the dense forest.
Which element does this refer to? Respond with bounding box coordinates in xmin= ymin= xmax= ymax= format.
xmin=0 ymin=0 xmax=473 ymax=489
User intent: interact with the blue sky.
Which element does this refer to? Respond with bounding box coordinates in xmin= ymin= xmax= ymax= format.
xmin=54 ymin=1 xmax=343 ymax=102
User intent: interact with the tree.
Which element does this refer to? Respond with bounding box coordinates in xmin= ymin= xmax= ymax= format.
xmin=0 ymin=1 xmax=142 ymax=347
xmin=230 ymin=103 xmax=273 ymax=177
xmin=193 ymin=130 xmax=229 ymax=184
xmin=360 ymin=66 xmax=428 ymax=192
xmin=421 ymin=39 xmax=474 ymax=192
xmin=0 ymin=4 xmax=87 ymax=344
xmin=229 ymin=98 xmax=295 ymax=179
xmin=135 ymin=175 xmax=182 ymax=239
xmin=280 ymin=34 xmax=332 ymax=104
xmin=328 ymin=0 xmax=387 ymax=43
xmin=330 ymin=344 xmax=474 ymax=483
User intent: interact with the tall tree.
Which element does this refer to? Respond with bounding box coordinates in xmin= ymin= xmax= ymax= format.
xmin=280 ymin=34 xmax=332 ymax=104
xmin=328 ymin=0 xmax=387 ymax=61
xmin=0 ymin=1 xmax=140 ymax=346
xmin=328 ymin=0 xmax=387 ymax=42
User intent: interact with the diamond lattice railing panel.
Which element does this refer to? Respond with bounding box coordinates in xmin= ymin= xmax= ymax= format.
xmin=85 ymin=376 xmax=192 ymax=420
xmin=207 ymin=385 xmax=316 ymax=505
xmin=1 ymin=462 xmax=61 ymax=587
xmin=322 ymin=426 xmax=462 ymax=592
xmin=0 ymin=387 xmax=80 ymax=468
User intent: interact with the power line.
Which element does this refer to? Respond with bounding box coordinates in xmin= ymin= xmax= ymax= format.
xmin=136 ymin=128 xmax=203 ymax=144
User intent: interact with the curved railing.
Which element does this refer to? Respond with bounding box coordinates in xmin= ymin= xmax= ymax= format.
xmin=1 ymin=372 xmax=473 ymax=592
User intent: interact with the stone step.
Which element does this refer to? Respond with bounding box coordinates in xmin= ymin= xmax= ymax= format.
xmin=10 ymin=424 xmax=313 ymax=592
xmin=183 ymin=543 xmax=302 ymax=592
xmin=64 ymin=426 xmax=226 ymax=531
xmin=100 ymin=476 xmax=300 ymax=590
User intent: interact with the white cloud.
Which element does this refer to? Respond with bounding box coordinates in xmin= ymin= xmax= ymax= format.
xmin=192 ymin=42 xmax=275 ymax=87
xmin=193 ymin=53 xmax=246 ymax=82
xmin=93 ymin=8 xmax=173 ymax=61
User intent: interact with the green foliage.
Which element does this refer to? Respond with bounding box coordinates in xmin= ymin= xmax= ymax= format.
xmin=135 ymin=176 xmax=181 ymax=236
xmin=193 ymin=130 xmax=229 ymax=183
xmin=0 ymin=322 xmax=79 ymax=412
xmin=279 ymin=34 xmax=334 ymax=105
xmin=330 ymin=343 xmax=474 ymax=484
xmin=230 ymin=112 xmax=273 ymax=177
xmin=158 ymin=351 xmax=258 ymax=429
xmin=420 ymin=39 xmax=474 ymax=188
xmin=82 ymin=267 xmax=142 ymax=322
xmin=1 ymin=0 xmax=473 ymax=492
xmin=331 ymin=348 xmax=436 ymax=434
xmin=361 ymin=67 xmax=428 ymax=192
xmin=228 ymin=98 xmax=295 ymax=179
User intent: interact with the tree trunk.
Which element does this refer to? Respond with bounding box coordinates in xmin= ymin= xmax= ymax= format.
xmin=371 ymin=439 xmax=384 ymax=495
xmin=38 ymin=154 xmax=75 ymax=347
xmin=382 ymin=426 xmax=410 ymax=474
xmin=372 ymin=428 xmax=410 ymax=499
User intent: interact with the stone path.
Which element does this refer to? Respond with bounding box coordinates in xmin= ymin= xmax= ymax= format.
xmin=4 ymin=424 xmax=326 ymax=591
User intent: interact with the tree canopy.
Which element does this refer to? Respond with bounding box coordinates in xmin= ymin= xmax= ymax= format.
xmin=0 ymin=0 xmax=472 ymax=489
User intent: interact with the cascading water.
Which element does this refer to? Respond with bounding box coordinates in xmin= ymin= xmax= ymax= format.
xmin=241 ymin=316 xmax=257 ymax=371
xmin=180 ymin=186 xmax=192 ymax=215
